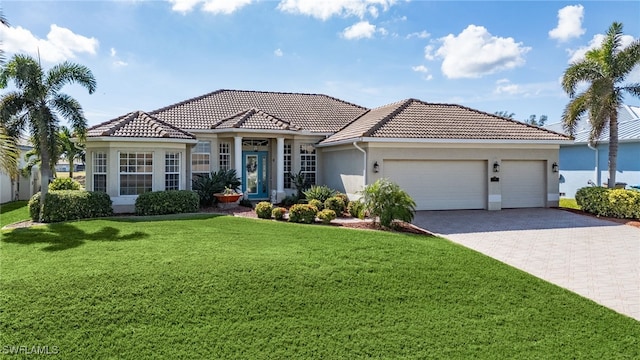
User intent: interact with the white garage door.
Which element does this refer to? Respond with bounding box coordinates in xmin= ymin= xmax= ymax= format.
xmin=501 ymin=160 xmax=546 ymax=208
xmin=384 ymin=160 xmax=486 ymax=210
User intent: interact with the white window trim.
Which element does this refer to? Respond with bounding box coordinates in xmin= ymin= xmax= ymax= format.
xmin=165 ymin=152 xmax=181 ymax=191
xmin=118 ymin=151 xmax=154 ymax=196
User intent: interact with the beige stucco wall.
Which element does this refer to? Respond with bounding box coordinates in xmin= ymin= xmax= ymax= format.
xmin=321 ymin=142 xmax=561 ymax=210
xmin=86 ymin=140 xmax=191 ymax=213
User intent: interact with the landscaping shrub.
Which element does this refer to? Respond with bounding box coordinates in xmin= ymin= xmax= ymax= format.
xmin=135 ymin=190 xmax=199 ymax=216
xmin=347 ymin=200 xmax=366 ymax=219
xmin=324 ymin=196 xmax=345 ymax=216
xmin=280 ymin=194 xmax=298 ymax=206
xmin=289 ymin=170 xmax=311 ymax=200
xmin=361 ymin=178 xmax=416 ymax=229
xmin=317 ymin=209 xmax=336 ymax=224
xmin=308 ymin=199 xmax=324 ymax=211
xmin=272 ymin=207 xmax=286 ymax=221
xmin=575 ymin=186 xmax=640 ymax=219
xmin=49 ymin=177 xmax=81 ymax=191
xmin=335 ymin=193 xmax=349 ymax=206
xmin=304 ymin=185 xmax=337 ymax=203
xmin=255 ymin=202 xmax=273 ymax=219
xmin=29 ymin=190 xmax=113 ymax=223
xmin=288 ymin=204 xmax=318 ymax=224
xmin=192 ymin=169 xmax=241 ymax=206
xmin=239 ymin=198 xmax=253 ymax=208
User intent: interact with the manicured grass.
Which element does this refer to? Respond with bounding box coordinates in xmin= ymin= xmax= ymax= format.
xmin=559 ymin=198 xmax=580 ymax=210
xmin=0 ymin=200 xmax=29 ymax=228
xmin=1 ymin=215 xmax=638 ymax=358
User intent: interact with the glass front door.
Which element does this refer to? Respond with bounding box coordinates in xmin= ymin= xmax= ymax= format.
xmin=243 ymin=151 xmax=268 ymax=199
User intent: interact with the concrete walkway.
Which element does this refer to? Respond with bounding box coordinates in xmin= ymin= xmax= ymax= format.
xmin=412 ymin=208 xmax=640 ymax=321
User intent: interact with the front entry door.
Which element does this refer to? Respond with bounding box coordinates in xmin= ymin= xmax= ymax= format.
xmin=243 ymin=151 xmax=268 ymax=199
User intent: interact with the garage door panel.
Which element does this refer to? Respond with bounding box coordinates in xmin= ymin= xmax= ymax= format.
xmin=502 ymin=160 xmax=545 ymax=208
xmin=384 ymin=160 xmax=486 ymax=211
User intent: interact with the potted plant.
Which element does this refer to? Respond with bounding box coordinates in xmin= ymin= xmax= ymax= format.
xmin=214 ymin=186 xmax=243 ymax=203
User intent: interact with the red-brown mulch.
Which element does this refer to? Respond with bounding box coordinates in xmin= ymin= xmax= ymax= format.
xmin=557 ymin=207 xmax=640 ymax=229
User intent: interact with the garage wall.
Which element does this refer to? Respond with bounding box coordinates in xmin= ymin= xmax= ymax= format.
xmin=364 ymin=143 xmax=560 ymax=210
xmin=320 ymin=145 xmax=365 ymax=199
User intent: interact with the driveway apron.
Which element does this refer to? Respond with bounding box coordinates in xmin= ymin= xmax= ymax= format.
xmin=412 ymin=208 xmax=640 ymax=321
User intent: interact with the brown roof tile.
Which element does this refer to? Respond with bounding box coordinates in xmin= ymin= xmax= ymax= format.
xmin=212 ymin=108 xmax=302 ymax=131
xmin=322 ymin=99 xmax=570 ymax=143
xmin=150 ymin=89 xmax=368 ymax=132
xmin=87 ymin=111 xmax=196 ymax=140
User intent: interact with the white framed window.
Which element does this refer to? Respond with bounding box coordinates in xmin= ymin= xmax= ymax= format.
xmin=119 ymin=152 xmax=153 ymax=195
xmin=219 ymin=142 xmax=230 ymax=171
xmin=284 ymin=143 xmax=292 ymax=189
xmin=300 ymin=144 xmax=316 ymax=186
xmin=93 ymin=152 xmax=107 ymax=192
xmin=191 ymin=141 xmax=211 ymax=178
xmin=165 ymin=152 xmax=180 ymax=190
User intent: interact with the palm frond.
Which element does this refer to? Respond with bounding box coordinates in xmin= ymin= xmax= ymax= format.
xmin=46 ymin=61 xmax=97 ymax=95
xmin=0 ymin=124 xmax=19 ymax=178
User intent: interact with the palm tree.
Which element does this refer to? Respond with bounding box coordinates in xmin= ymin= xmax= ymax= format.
xmin=561 ymin=22 xmax=640 ymax=188
xmin=0 ymin=11 xmax=19 ymax=180
xmin=58 ymin=125 xmax=85 ymax=178
xmin=0 ymin=54 xmax=95 ymax=220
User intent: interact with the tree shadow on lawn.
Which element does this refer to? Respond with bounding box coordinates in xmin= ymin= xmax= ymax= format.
xmin=1 ymin=222 xmax=149 ymax=252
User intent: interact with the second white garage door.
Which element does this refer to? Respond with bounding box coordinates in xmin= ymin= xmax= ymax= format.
xmin=384 ymin=160 xmax=487 ymax=210
xmin=501 ymin=160 xmax=546 ymax=208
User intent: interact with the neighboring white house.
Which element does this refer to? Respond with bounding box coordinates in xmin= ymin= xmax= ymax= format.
xmin=0 ymin=139 xmax=40 ymax=204
xmin=546 ymin=104 xmax=640 ymax=198
xmin=84 ymin=90 xmax=570 ymax=213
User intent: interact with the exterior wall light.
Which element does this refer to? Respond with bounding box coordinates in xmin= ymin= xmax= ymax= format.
xmin=493 ymin=162 xmax=500 ymax=173
xmin=552 ymin=162 xmax=559 ymax=173
xmin=373 ymin=161 xmax=380 ymax=173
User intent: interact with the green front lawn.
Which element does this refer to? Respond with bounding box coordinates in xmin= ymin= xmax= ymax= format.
xmin=0 ymin=200 xmax=29 ymax=228
xmin=559 ymin=198 xmax=581 ymax=210
xmin=1 ymin=215 xmax=638 ymax=358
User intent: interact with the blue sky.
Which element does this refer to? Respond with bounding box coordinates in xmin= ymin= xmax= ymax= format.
xmin=2 ymin=1 xmax=639 ymax=127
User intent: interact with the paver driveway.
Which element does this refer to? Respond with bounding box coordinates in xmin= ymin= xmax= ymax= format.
xmin=412 ymin=208 xmax=640 ymax=321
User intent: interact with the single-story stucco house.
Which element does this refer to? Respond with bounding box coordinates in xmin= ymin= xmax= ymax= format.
xmin=84 ymin=89 xmax=570 ymax=213
xmin=545 ymin=104 xmax=640 ymax=198
xmin=0 ymin=139 xmax=40 ymax=204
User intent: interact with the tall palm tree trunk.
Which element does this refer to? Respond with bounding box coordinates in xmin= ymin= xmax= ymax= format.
xmin=38 ymin=133 xmax=51 ymax=222
xmin=607 ymin=113 xmax=618 ymax=188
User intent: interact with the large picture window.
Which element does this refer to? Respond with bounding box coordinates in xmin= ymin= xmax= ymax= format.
xmin=119 ymin=152 xmax=153 ymax=195
xmin=93 ymin=152 xmax=107 ymax=192
xmin=165 ymin=152 xmax=180 ymax=190
xmin=219 ymin=142 xmax=230 ymax=171
xmin=284 ymin=143 xmax=291 ymax=189
xmin=300 ymin=144 xmax=316 ymax=186
xmin=192 ymin=141 xmax=210 ymax=178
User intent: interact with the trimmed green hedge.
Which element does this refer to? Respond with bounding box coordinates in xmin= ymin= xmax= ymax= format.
xmin=288 ymin=204 xmax=318 ymax=224
xmin=29 ymin=190 xmax=113 ymax=223
xmin=49 ymin=177 xmax=82 ymax=191
xmin=135 ymin=190 xmax=200 ymax=216
xmin=255 ymin=202 xmax=273 ymax=219
xmin=575 ymin=187 xmax=640 ymax=219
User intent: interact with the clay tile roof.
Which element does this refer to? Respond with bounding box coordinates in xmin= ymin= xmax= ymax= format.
xmin=87 ymin=111 xmax=196 ymax=140
xmin=212 ymin=108 xmax=302 ymax=131
xmin=322 ymin=99 xmax=570 ymax=143
xmin=149 ymin=89 xmax=368 ymax=132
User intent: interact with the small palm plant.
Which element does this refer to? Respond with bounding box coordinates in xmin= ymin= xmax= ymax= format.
xmin=361 ymin=178 xmax=416 ymax=229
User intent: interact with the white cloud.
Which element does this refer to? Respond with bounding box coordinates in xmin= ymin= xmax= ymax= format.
xmin=406 ymin=30 xmax=430 ymax=39
xmin=567 ymin=33 xmax=636 ymax=63
xmin=412 ymin=65 xmax=433 ymax=80
xmin=549 ymin=5 xmax=585 ymax=42
xmin=277 ymin=0 xmax=396 ymax=20
xmin=0 ymin=24 xmax=98 ymax=63
xmin=342 ymin=21 xmax=377 ymax=40
xmin=424 ymin=45 xmax=435 ymax=60
xmin=494 ymin=79 xmax=524 ymax=95
xmin=434 ymin=25 xmax=530 ymax=79
xmin=274 ymin=48 xmax=283 ymax=57
xmin=109 ymin=47 xmax=128 ymax=67
xmin=169 ymin=0 xmax=253 ymax=14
